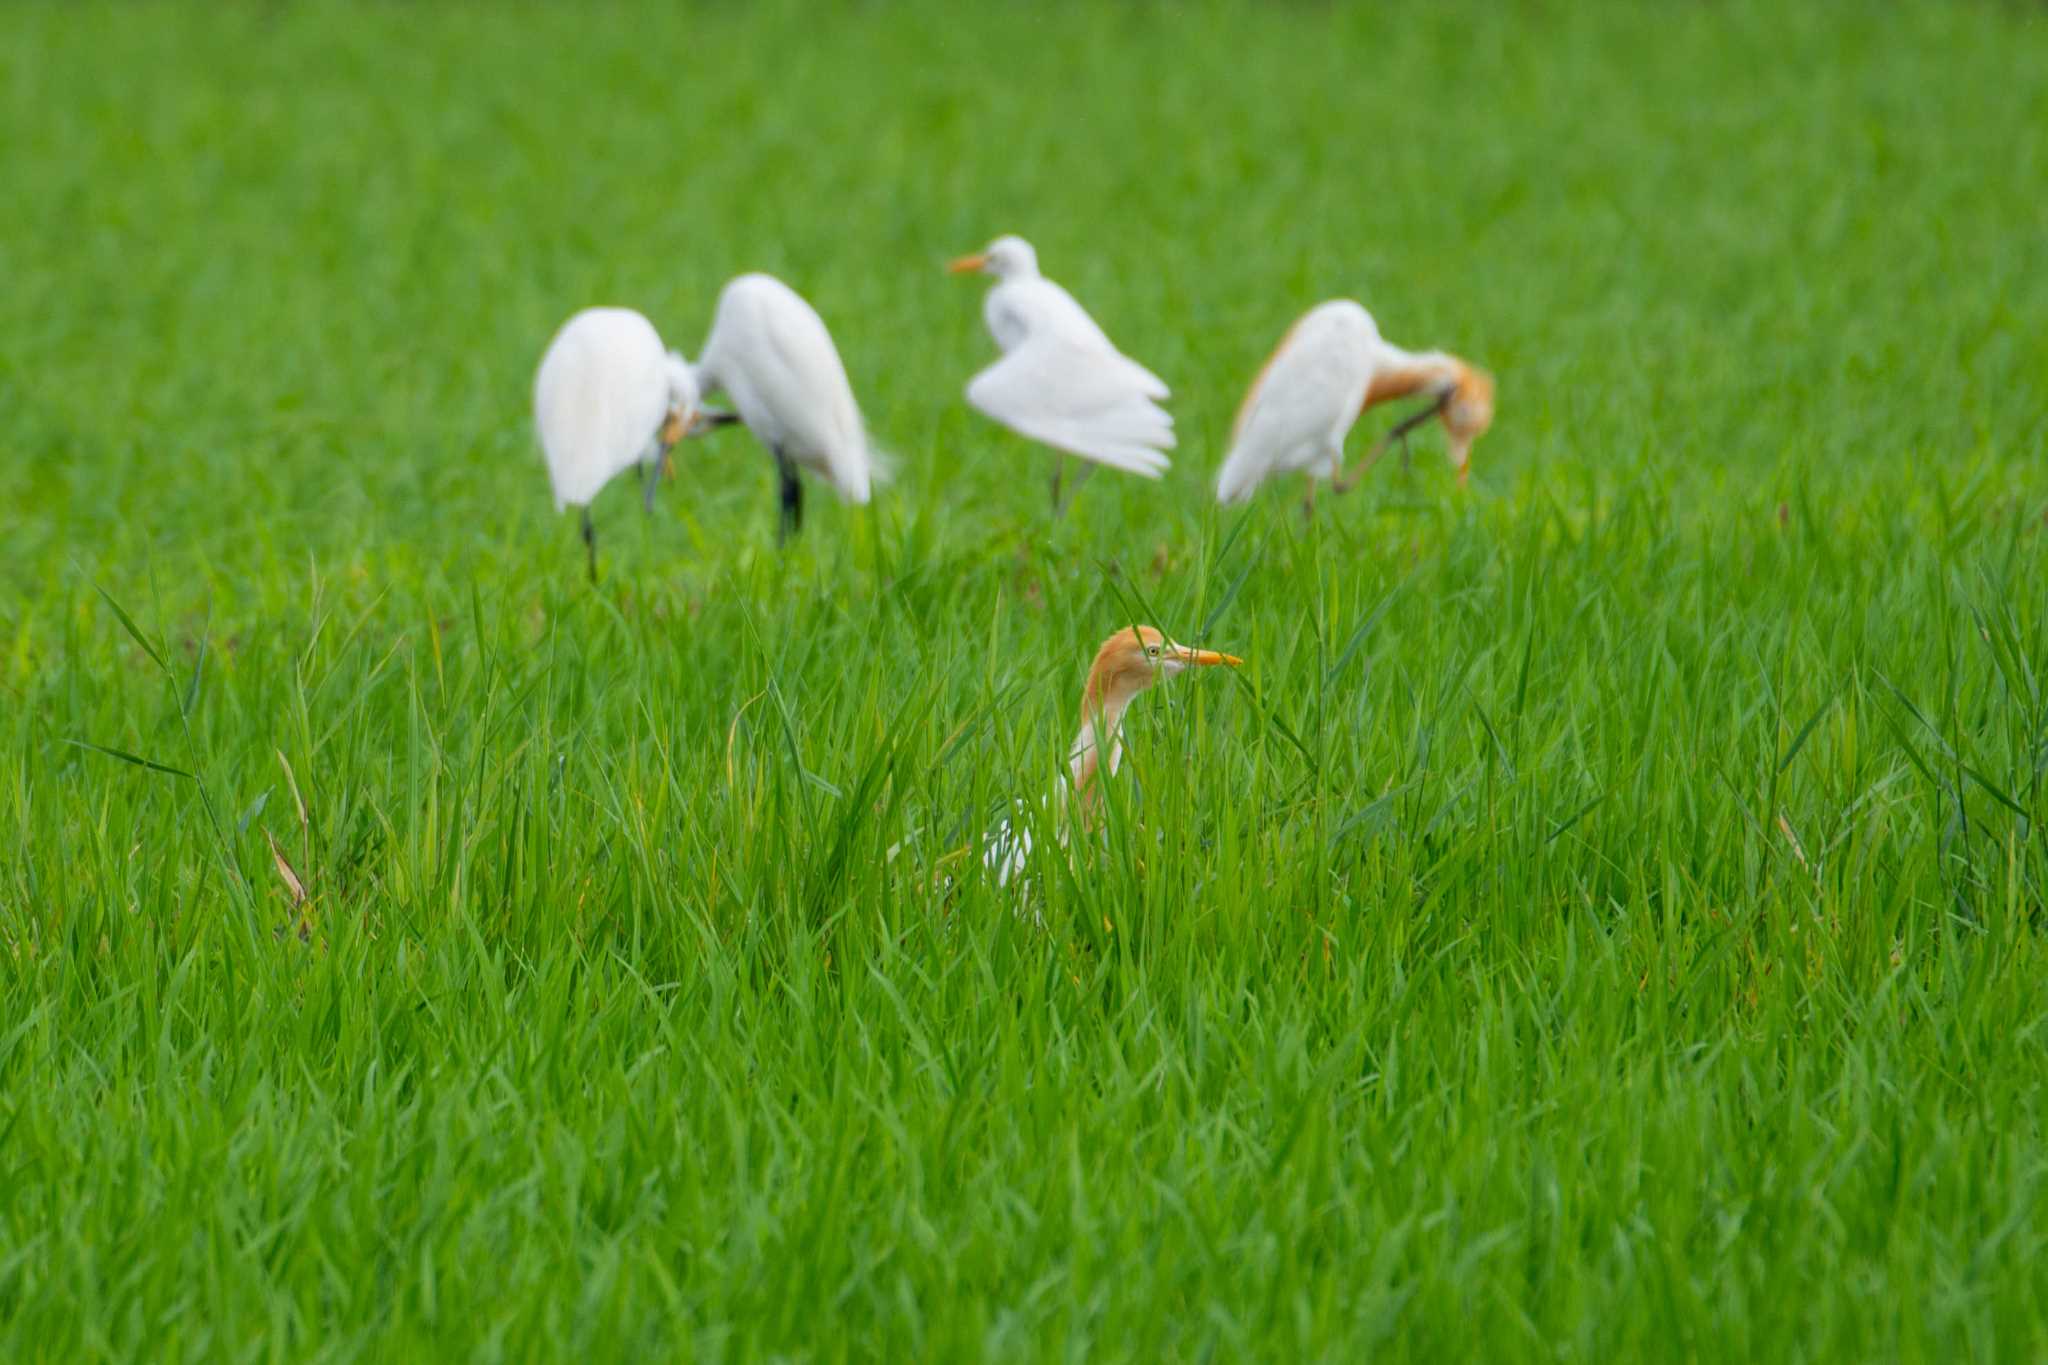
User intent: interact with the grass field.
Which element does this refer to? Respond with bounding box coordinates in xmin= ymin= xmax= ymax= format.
xmin=4 ymin=1 xmax=2048 ymax=1358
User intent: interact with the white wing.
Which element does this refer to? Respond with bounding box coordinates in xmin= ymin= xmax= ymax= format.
xmin=700 ymin=274 xmax=884 ymax=503
xmin=1215 ymin=301 xmax=1380 ymax=505
xmin=968 ymin=276 xmax=1173 ymax=475
xmin=533 ymin=308 xmax=671 ymax=510
xmin=987 ymin=277 xmax=1172 ymax=399
xmin=967 ymin=330 xmax=1176 ymax=476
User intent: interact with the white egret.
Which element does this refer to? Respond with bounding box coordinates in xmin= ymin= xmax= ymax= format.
xmin=1215 ymin=299 xmax=1494 ymax=512
xmin=690 ymin=273 xmax=888 ymax=546
xmin=984 ymin=626 xmax=1241 ymax=887
xmin=948 ymin=235 xmax=1176 ymax=510
xmin=533 ymin=307 xmax=725 ymax=582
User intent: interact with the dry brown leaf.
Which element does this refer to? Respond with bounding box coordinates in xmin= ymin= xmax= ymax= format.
xmin=1776 ymin=811 xmax=1812 ymax=872
xmin=264 ymin=827 xmax=307 ymax=907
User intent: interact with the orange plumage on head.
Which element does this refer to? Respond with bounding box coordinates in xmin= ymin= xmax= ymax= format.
xmin=1083 ymin=626 xmax=1167 ymax=719
xmin=1445 ymin=365 xmax=1494 ymax=441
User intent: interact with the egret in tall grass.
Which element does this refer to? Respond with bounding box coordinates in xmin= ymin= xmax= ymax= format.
xmin=690 ymin=273 xmax=888 ymax=546
xmin=949 ymin=235 xmax=1175 ymax=510
xmin=984 ymin=626 xmax=1241 ymax=887
xmin=534 ymin=307 xmax=728 ymax=582
xmin=1215 ymin=299 xmax=1494 ymax=512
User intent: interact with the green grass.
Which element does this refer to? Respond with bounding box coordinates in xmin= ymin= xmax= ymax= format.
xmin=4 ymin=0 xmax=2047 ymax=1358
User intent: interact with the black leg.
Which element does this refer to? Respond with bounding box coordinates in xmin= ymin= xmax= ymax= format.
xmin=1049 ymin=455 xmax=1066 ymax=515
xmin=1338 ymin=395 xmax=1445 ymax=491
xmin=642 ymin=454 xmax=664 ymax=513
xmin=1392 ymin=395 xmax=1446 ymax=474
xmin=581 ymin=507 xmax=598 ymax=584
xmin=775 ymin=449 xmax=803 ymax=547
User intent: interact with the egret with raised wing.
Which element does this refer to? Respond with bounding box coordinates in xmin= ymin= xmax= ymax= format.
xmin=1215 ymin=299 xmax=1494 ymax=513
xmin=949 ymin=235 xmax=1176 ymax=510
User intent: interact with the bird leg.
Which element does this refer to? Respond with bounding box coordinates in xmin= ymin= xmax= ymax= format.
xmin=774 ymin=448 xmax=804 ymax=547
xmin=1302 ymin=481 xmax=1319 ymax=521
xmin=1390 ymin=393 xmax=1448 ymax=476
xmin=1333 ymin=393 xmax=1449 ymax=493
xmin=643 ymin=451 xmax=666 ymax=513
xmin=581 ymin=507 xmax=598 ymax=584
xmin=1049 ymin=456 xmax=1097 ymax=517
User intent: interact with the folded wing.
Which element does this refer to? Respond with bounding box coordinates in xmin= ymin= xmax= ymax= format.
xmin=1216 ymin=305 xmax=1376 ymax=504
xmin=703 ymin=274 xmax=885 ymax=503
xmin=534 ymin=310 xmax=669 ymax=510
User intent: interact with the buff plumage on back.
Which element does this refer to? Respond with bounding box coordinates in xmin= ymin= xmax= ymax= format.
xmin=1216 ymin=301 xmax=1382 ymax=505
xmin=1231 ymin=313 xmax=1315 ymax=445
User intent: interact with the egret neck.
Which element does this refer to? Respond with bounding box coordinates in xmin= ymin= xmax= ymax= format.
xmin=980 ymin=625 xmax=1241 ymax=890
xmin=1359 ymin=344 xmax=1496 ymax=486
xmin=1066 ymin=626 xmax=1241 ymax=828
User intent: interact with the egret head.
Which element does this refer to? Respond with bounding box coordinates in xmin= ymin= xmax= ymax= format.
xmin=1084 ymin=626 xmax=1241 ymax=717
xmin=1443 ymin=363 xmax=1495 ymax=487
xmin=948 ymin=234 xmax=1039 ymax=280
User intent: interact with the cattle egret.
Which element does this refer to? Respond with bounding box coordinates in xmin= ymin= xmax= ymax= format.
xmin=691 ymin=273 xmax=888 ymax=546
xmin=949 ymin=235 xmax=1176 ymax=510
xmin=534 ymin=307 xmax=724 ymax=582
xmin=1215 ymin=299 xmax=1494 ymax=512
xmin=985 ymin=625 xmax=1241 ymax=887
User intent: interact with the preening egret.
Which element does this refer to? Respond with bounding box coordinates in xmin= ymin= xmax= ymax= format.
xmin=691 ymin=273 xmax=888 ymax=546
xmin=534 ymin=307 xmax=724 ymax=582
xmin=1215 ymin=299 xmax=1494 ymax=511
xmin=949 ymin=235 xmax=1176 ymax=510
xmin=984 ymin=626 xmax=1241 ymax=888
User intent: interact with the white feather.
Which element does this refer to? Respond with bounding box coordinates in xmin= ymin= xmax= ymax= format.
xmin=533 ymin=308 xmax=686 ymax=511
xmin=967 ymin=336 xmax=1175 ymax=477
xmin=697 ymin=273 xmax=886 ymax=503
xmin=1215 ymin=300 xmax=1384 ymax=505
xmin=983 ymin=803 xmax=1035 ymax=887
xmin=959 ymin=239 xmax=1175 ymax=475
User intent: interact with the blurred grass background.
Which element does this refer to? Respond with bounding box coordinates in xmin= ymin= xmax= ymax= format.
xmin=2 ymin=1 xmax=2046 ymax=1359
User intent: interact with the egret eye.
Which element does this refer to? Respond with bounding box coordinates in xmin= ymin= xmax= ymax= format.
xmin=1147 ymin=645 xmax=1160 ymax=658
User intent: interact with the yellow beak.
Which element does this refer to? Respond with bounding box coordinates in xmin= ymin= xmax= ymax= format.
xmin=1174 ymin=646 xmax=1242 ymax=668
xmin=947 ymin=252 xmax=989 ymax=275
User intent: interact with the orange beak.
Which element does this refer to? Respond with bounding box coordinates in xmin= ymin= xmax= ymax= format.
xmin=947 ymin=252 xmax=989 ymax=275
xmin=1173 ymin=646 xmax=1242 ymax=668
